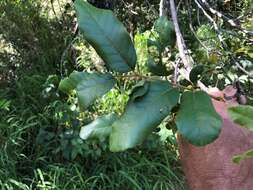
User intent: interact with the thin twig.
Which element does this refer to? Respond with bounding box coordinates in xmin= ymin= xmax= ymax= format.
xmin=60 ymin=37 xmax=78 ymax=77
xmin=171 ymin=59 xmax=180 ymax=84
xmin=159 ymin=0 xmax=167 ymax=17
xmin=176 ymin=0 xmax=183 ymax=11
xmin=199 ymin=0 xmax=253 ymax=36
xmin=233 ymin=58 xmax=253 ymax=78
xmin=197 ymin=7 xmax=201 ymax=25
xmin=50 ymin=0 xmax=61 ymax=24
xmin=169 ymin=0 xmax=192 ymax=73
xmin=187 ymin=0 xmax=210 ymax=53
xmin=194 ymin=0 xmax=226 ymax=48
xmin=173 ymin=60 xmax=179 ymax=84
xmin=195 ymin=0 xmax=253 ymax=79
xmin=57 ymin=0 xmax=66 ymax=23
xmin=169 ymin=0 xmax=208 ymax=92
xmin=144 ymin=0 xmax=158 ymax=16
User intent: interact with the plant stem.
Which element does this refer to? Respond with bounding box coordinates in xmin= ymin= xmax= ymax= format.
xmin=169 ymin=0 xmax=208 ymax=92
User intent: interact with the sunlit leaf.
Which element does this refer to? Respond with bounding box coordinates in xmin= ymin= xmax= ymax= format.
xmin=80 ymin=113 xmax=118 ymax=140
xmin=75 ymin=0 xmax=136 ymax=73
xmin=109 ymin=80 xmax=179 ymax=152
xmin=59 ymin=71 xmax=116 ymax=109
xmin=0 ymin=99 xmax=11 ymax=111
xmin=233 ymin=149 xmax=253 ymax=164
xmin=228 ymin=105 xmax=253 ymax=131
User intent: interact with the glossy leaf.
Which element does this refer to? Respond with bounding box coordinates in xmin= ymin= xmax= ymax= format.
xmin=233 ymin=149 xmax=253 ymax=164
xmin=109 ymin=80 xmax=180 ymax=152
xmin=75 ymin=0 xmax=136 ymax=73
xmin=80 ymin=113 xmax=118 ymax=140
xmin=129 ymin=80 xmax=150 ymax=102
xmin=147 ymin=57 xmax=172 ymax=76
xmin=176 ymin=91 xmax=222 ymax=146
xmin=59 ymin=72 xmax=116 ymax=109
xmin=228 ymin=105 xmax=253 ymax=131
xmin=154 ymin=16 xmax=176 ymax=48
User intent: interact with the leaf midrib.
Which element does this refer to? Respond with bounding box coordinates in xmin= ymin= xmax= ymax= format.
xmin=81 ymin=2 xmax=132 ymax=69
xmin=138 ymin=85 xmax=177 ymax=109
xmin=78 ymin=77 xmax=115 ymax=91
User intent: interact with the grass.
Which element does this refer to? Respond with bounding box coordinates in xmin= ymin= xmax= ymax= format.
xmin=0 ymin=146 xmax=185 ymax=190
xmin=0 ymin=101 xmax=185 ymax=189
xmin=0 ymin=81 xmax=186 ymax=190
xmin=0 ymin=1 xmax=186 ymax=188
xmin=0 ymin=118 xmax=185 ymax=190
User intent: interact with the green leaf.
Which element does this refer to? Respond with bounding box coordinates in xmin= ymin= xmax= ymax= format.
xmin=59 ymin=72 xmax=116 ymax=109
xmin=109 ymin=80 xmax=180 ymax=152
xmin=228 ymin=105 xmax=253 ymax=131
xmin=80 ymin=113 xmax=118 ymax=140
xmin=176 ymin=91 xmax=222 ymax=146
xmin=0 ymin=99 xmax=10 ymax=111
xmin=147 ymin=39 xmax=162 ymax=52
xmin=129 ymin=80 xmax=150 ymax=102
xmin=146 ymin=57 xmax=172 ymax=76
xmin=154 ymin=16 xmax=176 ymax=49
xmin=75 ymin=0 xmax=136 ymax=73
xmin=147 ymin=39 xmax=160 ymax=48
xmin=233 ymin=149 xmax=253 ymax=164
xmin=189 ymin=65 xmax=205 ymax=84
